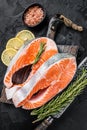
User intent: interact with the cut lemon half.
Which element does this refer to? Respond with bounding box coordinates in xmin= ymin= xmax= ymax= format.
xmin=1 ymin=48 xmax=17 ymax=66
xmin=6 ymin=38 xmax=24 ymax=51
xmin=16 ymin=30 xmax=35 ymax=42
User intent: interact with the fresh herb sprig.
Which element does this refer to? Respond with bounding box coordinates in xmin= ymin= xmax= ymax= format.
xmin=31 ymin=69 xmax=87 ymax=122
xmin=33 ymin=42 xmax=46 ymax=65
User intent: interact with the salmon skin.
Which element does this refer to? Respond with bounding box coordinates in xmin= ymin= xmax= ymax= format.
xmin=4 ymin=37 xmax=58 ymax=99
xmin=12 ymin=53 xmax=77 ymax=109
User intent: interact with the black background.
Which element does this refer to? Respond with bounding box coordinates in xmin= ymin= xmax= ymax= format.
xmin=0 ymin=0 xmax=87 ymax=130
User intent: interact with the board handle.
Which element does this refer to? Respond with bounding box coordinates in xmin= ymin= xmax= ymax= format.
xmin=34 ymin=116 xmax=54 ymax=130
xmin=46 ymin=14 xmax=63 ymax=39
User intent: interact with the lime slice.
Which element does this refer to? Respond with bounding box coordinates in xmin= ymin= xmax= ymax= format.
xmin=1 ymin=48 xmax=17 ymax=66
xmin=6 ymin=38 xmax=24 ymax=51
xmin=16 ymin=30 xmax=35 ymax=42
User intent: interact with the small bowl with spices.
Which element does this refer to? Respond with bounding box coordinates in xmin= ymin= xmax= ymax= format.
xmin=22 ymin=3 xmax=46 ymax=27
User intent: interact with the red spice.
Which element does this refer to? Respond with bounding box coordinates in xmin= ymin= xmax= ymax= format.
xmin=24 ymin=6 xmax=44 ymax=26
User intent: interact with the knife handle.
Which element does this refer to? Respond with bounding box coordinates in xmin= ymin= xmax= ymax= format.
xmin=34 ymin=116 xmax=54 ymax=130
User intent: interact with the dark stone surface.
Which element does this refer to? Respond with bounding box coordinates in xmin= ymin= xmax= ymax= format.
xmin=0 ymin=0 xmax=87 ymax=130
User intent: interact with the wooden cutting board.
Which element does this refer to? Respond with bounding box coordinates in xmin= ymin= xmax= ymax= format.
xmin=0 ymin=45 xmax=79 ymax=104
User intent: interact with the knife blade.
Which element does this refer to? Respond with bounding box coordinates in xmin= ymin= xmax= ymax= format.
xmin=34 ymin=57 xmax=87 ymax=130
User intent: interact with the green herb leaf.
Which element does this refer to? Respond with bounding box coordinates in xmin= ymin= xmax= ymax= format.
xmin=31 ymin=68 xmax=87 ymax=122
xmin=33 ymin=42 xmax=45 ymax=65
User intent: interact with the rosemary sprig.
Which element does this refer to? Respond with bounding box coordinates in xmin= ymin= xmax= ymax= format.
xmin=33 ymin=42 xmax=45 ymax=65
xmin=31 ymin=69 xmax=87 ymax=122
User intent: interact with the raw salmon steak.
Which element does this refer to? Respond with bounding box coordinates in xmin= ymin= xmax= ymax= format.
xmin=12 ymin=53 xmax=77 ymax=109
xmin=4 ymin=37 xmax=58 ymax=99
